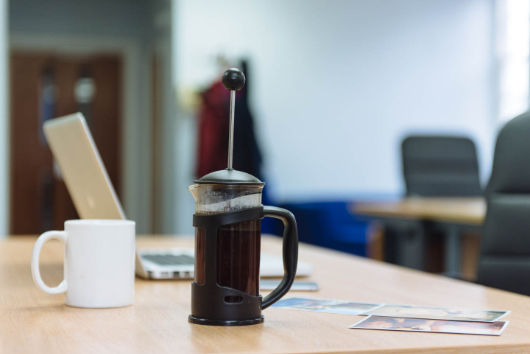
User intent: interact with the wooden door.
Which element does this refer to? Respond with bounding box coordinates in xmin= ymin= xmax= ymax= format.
xmin=10 ymin=52 xmax=122 ymax=234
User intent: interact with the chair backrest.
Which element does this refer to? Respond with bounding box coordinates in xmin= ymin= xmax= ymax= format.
xmin=477 ymin=112 xmax=530 ymax=295
xmin=401 ymin=136 xmax=482 ymax=197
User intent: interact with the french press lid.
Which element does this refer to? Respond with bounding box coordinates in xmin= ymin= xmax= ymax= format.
xmin=195 ymin=68 xmax=264 ymax=186
xmin=195 ymin=169 xmax=263 ymax=185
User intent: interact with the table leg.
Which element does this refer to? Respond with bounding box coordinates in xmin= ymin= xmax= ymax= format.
xmin=445 ymin=225 xmax=461 ymax=278
xmin=394 ymin=221 xmax=425 ymax=270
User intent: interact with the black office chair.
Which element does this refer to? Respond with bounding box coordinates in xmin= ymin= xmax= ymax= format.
xmin=401 ymin=136 xmax=482 ymax=197
xmin=388 ymin=135 xmax=482 ymax=272
xmin=477 ymin=112 xmax=530 ymax=295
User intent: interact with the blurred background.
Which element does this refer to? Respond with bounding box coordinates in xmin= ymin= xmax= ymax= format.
xmin=0 ymin=0 xmax=528 ymax=263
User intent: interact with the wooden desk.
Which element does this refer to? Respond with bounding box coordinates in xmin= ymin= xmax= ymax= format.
xmin=354 ymin=198 xmax=486 ymax=225
xmin=2 ymin=236 xmax=530 ymax=353
xmin=354 ymin=198 xmax=486 ymax=277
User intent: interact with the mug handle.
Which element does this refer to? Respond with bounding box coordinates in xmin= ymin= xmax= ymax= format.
xmin=31 ymin=231 xmax=67 ymax=294
xmin=261 ymin=206 xmax=298 ymax=309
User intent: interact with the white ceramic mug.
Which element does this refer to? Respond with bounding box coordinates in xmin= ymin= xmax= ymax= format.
xmin=31 ymin=219 xmax=135 ymax=308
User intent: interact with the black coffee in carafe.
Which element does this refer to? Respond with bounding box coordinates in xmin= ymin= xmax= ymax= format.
xmin=217 ymin=220 xmax=261 ymax=296
xmin=193 ymin=210 xmax=261 ymax=297
xmin=190 ymin=183 xmax=263 ymax=297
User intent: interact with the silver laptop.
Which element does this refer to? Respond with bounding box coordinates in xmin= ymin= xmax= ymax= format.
xmin=43 ymin=113 xmax=313 ymax=280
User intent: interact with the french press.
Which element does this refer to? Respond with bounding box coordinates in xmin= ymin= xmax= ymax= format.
xmin=189 ymin=68 xmax=298 ymax=326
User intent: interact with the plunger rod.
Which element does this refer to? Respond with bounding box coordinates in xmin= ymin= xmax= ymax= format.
xmin=227 ymin=90 xmax=236 ymax=170
xmin=221 ymin=68 xmax=246 ymax=171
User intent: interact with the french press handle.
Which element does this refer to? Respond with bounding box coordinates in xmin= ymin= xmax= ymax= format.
xmin=261 ymin=206 xmax=298 ymax=309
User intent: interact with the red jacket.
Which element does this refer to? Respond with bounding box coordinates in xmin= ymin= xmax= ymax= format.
xmin=196 ymin=80 xmax=229 ymax=177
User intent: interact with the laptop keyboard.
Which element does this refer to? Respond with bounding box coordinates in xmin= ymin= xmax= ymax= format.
xmin=141 ymin=254 xmax=194 ymax=266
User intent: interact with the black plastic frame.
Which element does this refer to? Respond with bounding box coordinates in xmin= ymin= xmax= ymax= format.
xmin=189 ymin=206 xmax=298 ymax=326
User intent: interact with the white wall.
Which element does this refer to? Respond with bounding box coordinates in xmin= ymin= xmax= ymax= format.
xmin=153 ymin=0 xmax=179 ymax=233
xmin=174 ymin=0 xmax=495 ymax=209
xmin=0 ymin=0 xmax=7 ymax=237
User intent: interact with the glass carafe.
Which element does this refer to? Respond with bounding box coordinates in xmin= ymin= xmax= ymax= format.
xmin=189 ymin=183 xmax=263 ymax=296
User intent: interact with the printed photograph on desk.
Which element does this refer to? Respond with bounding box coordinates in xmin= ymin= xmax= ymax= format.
xmin=350 ymin=315 xmax=508 ymax=336
xmin=272 ymin=297 xmax=383 ymax=315
xmin=366 ymin=304 xmax=509 ymax=322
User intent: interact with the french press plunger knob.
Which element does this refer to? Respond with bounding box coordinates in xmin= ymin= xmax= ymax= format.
xmin=222 ymin=68 xmax=246 ymax=91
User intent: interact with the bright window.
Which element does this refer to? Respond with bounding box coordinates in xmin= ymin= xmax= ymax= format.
xmin=496 ymin=0 xmax=530 ymax=123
